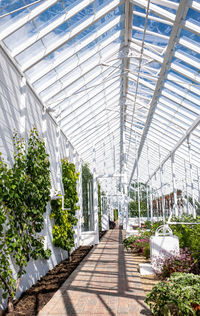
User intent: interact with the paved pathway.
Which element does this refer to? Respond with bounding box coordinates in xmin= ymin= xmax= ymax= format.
xmin=38 ymin=227 xmax=151 ymax=315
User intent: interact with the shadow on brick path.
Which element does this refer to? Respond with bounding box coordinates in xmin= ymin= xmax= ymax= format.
xmin=38 ymin=226 xmax=152 ymax=315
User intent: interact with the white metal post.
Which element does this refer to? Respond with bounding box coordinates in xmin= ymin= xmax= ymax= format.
xmin=93 ymin=147 xmax=99 ymax=244
xmin=171 ymin=154 xmax=178 ymax=217
xmin=20 ymin=76 xmax=26 ymax=138
xmin=147 ymin=143 xmax=153 ymax=223
xmin=146 ymin=185 xmax=150 ymax=220
xmin=184 ymin=159 xmax=189 ymax=214
xmin=66 ymin=140 xmax=70 ymax=159
xmin=159 ymin=146 xmax=165 ymax=222
xmin=55 ymin=125 xmax=62 ymax=193
xmin=77 ymin=158 xmax=83 ymax=246
xmin=137 ymin=166 xmax=141 ymax=227
xmin=197 ymin=167 xmax=200 ymax=204
xmin=149 ymin=184 xmax=153 ymax=223
xmin=187 ymin=136 xmax=196 ymax=218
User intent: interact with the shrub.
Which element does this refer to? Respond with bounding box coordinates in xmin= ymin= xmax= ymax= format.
xmin=51 ymin=159 xmax=79 ymax=252
xmin=123 ymin=230 xmax=151 ymax=259
xmin=123 ymin=234 xmax=139 ymax=251
xmin=170 ymin=216 xmax=200 ymax=259
xmin=146 ymin=273 xmax=200 ymax=315
xmin=153 ymin=249 xmax=200 ymax=279
xmin=130 ymin=238 xmax=150 ymax=259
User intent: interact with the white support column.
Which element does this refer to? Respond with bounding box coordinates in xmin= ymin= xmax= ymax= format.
xmin=159 ymin=146 xmax=165 ymax=222
xmin=149 ymin=184 xmax=153 ymax=223
xmin=102 ymin=142 xmax=109 ymax=231
xmin=146 ymin=185 xmax=150 ymax=220
xmin=147 ymin=143 xmax=152 ymax=222
xmin=42 ymin=107 xmax=48 ymax=250
xmin=42 ymin=108 xmax=47 ymax=146
xmin=113 ymin=135 xmax=116 ymax=174
xmin=55 ymin=125 xmax=62 ymax=193
xmin=93 ymin=147 xmax=99 ymax=244
xmin=20 ymin=76 xmax=26 ymax=138
xmin=66 ymin=139 xmax=70 ymax=159
xmin=197 ymin=167 xmax=200 ymax=204
xmin=187 ymin=136 xmax=196 ymax=218
xmin=137 ymin=167 xmax=141 ymax=227
xmin=156 ymin=193 xmax=159 ymax=220
xmin=75 ymin=153 xmax=82 ymax=248
xmin=171 ymin=154 xmax=178 ymax=217
xmin=184 ymin=159 xmax=189 ymax=214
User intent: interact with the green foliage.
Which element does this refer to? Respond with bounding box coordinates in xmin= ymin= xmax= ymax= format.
xmin=146 ymin=273 xmax=200 ymax=315
xmin=114 ymin=209 xmax=118 ymax=221
xmin=154 ymin=249 xmax=200 ymax=280
xmin=0 ymin=128 xmax=51 ymax=305
xmin=169 ymin=216 xmax=200 ymax=258
xmin=51 ymin=159 xmax=79 ymax=252
xmin=123 ymin=234 xmax=139 ymax=251
xmin=128 ymin=200 xmax=147 ymax=217
xmin=123 ymin=230 xmax=151 ymax=259
xmin=82 ymin=163 xmax=93 ymax=231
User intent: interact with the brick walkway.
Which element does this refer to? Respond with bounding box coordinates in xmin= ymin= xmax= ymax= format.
xmin=38 ymin=227 xmax=151 ymax=316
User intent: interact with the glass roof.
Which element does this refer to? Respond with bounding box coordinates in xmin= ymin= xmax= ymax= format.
xmin=1 ymin=0 xmax=200 ymax=195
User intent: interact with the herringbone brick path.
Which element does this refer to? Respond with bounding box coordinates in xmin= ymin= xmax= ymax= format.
xmin=38 ymin=227 xmax=151 ymax=315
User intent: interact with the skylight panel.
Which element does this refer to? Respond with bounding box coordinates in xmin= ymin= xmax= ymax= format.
xmin=0 ymin=0 xmax=43 ymax=27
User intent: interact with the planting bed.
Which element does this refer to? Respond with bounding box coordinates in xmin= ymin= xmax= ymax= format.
xmin=3 ymin=246 xmax=92 ymax=316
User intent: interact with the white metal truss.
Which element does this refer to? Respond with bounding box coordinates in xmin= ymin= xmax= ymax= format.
xmin=1 ymin=0 xmax=200 ymax=199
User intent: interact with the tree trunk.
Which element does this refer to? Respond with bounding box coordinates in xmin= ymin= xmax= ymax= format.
xmin=7 ymin=296 xmax=14 ymax=315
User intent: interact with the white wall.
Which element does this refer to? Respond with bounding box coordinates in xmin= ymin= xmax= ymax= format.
xmin=0 ymin=47 xmax=81 ymax=310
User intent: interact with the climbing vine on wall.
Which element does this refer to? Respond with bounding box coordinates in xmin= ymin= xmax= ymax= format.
xmin=0 ymin=128 xmax=51 ymax=312
xmin=51 ymin=159 xmax=79 ymax=252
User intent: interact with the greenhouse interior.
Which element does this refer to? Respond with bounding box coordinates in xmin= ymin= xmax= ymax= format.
xmin=0 ymin=0 xmax=200 ymax=315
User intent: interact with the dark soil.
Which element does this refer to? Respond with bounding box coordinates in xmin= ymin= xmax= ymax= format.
xmin=3 ymin=230 xmax=107 ymax=316
xmin=4 ymin=246 xmax=92 ymax=316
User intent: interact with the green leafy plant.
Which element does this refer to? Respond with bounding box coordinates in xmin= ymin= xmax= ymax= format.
xmin=128 ymin=200 xmax=147 ymax=217
xmin=123 ymin=234 xmax=139 ymax=251
xmin=0 ymin=128 xmax=51 ymax=312
xmin=146 ymin=273 xmax=200 ymax=315
xmin=51 ymin=159 xmax=79 ymax=252
xmin=114 ymin=209 xmax=118 ymax=221
xmin=154 ymin=249 xmax=200 ymax=280
xmin=82 ymin=163 xmax=93 ymax=231
xmin=169 ymin=216 xmax=200 ymax=259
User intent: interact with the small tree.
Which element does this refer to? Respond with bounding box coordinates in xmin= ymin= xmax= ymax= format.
xmin=51 ymin=159 xmax=79 ymax=254
xmin=0 ymin=128 xmax=51 ymax=313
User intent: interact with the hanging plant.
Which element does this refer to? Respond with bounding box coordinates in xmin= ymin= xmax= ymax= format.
xmin=51 ymin=159 xmax=79 ymax=252
xmin=0 ymin=127 xmax=51 ymax=313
